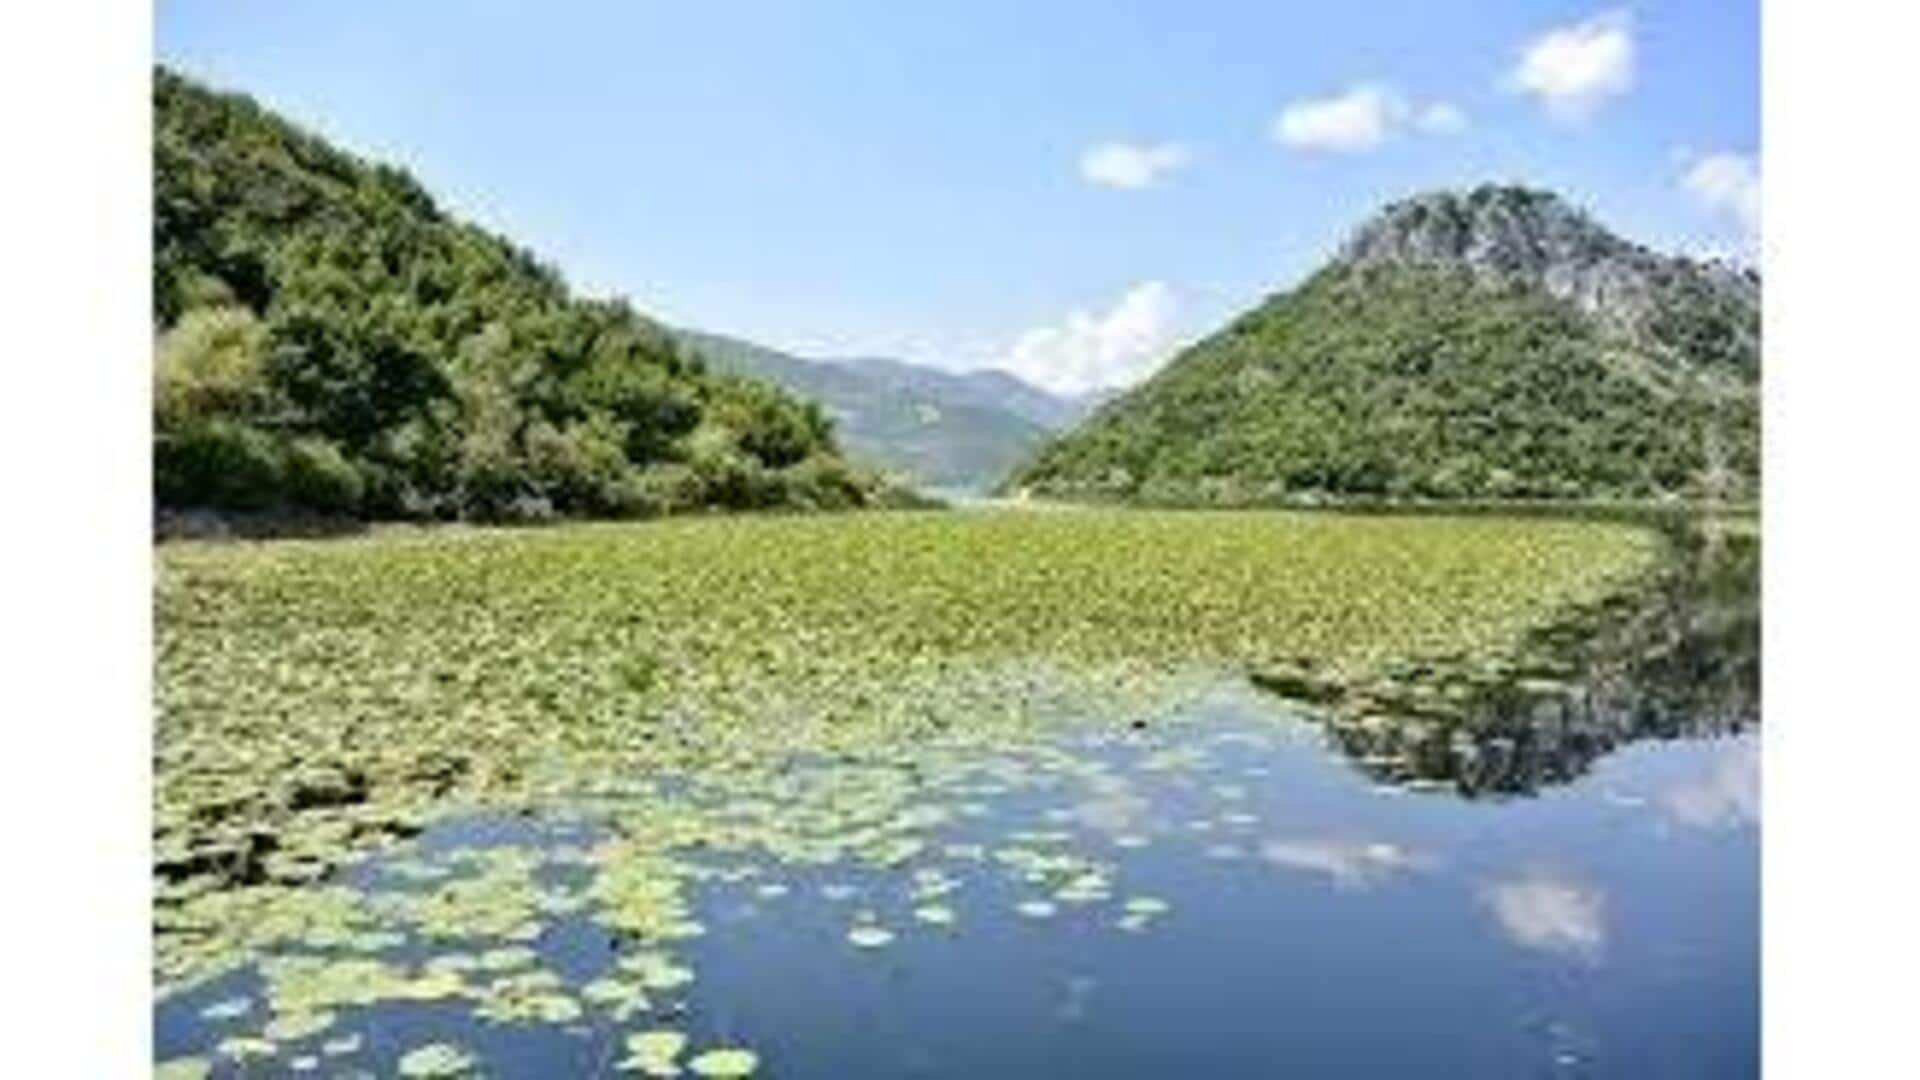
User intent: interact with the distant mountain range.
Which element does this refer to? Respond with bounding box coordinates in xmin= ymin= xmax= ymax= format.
xmin=1010 ymin=185 xmax=1759 ymax=504
xmin=675 ymin=330 xmax=1105 ymax=491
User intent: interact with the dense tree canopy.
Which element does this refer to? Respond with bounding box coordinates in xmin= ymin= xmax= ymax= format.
xmin=154 ymin=67 xmax=889 ymax=521
xmin=1010 ymin=263 xmax=1759 ymax=503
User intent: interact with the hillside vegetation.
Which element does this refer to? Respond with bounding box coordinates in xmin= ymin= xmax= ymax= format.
xmin=1011 ymin=186 xmax=1759 ymax=504
xmin=154 ymin=67 xmax=893 ymax=522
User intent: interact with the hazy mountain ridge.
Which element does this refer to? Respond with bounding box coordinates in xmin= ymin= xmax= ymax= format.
xmin=836 ymin=357 xmax=1110 ymax=430
xmin=1009 ymin=184 xmax=1759 ymax=504
xmin=675 ymin=331 xmax=1095 ymax=490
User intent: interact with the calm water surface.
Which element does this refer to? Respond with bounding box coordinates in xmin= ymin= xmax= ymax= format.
xmin=156 ymin=686 xmax=1757 ymax=1078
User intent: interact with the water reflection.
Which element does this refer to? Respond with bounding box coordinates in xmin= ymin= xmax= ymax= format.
xmin=1310 ymin=517 xmax=1759 ymax=796
xmin=1663 ymin=740 xmax=1761 ymax=829
xmin=152 ymin=519 xmax=1761 ymax=1078
xmin=156 ymin=719 xmax=1758 ymax=1078
xmin=1259 ymin=838 xmax=1430 ymax=888
xmin=1484 ymin=872 xmax=1608 ymax=959
xmin=1055 ymin=974 xmax=1098 ymax=1023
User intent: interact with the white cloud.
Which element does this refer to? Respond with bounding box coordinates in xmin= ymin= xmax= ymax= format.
xmin=1508 ymin=10 xmax=1635 ymax=122
xmin=1272 ymin=84 xmax=1401 ymax=152
xmin=1681 ymin=150 xmax=1762 ymax=254
xmin=998 ymin=281 xmax=1180 ymax=395
xmin=1271 ymin=83 xmax=1467 ymax=153
xmin=1078 ymin=141 xmax=1192 ymax=189
xmin=1484 ymin=873 xmax=1606 ymax=958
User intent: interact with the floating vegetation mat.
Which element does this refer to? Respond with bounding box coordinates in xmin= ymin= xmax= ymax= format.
xmin=155 ymin=510 xmax=1662 ymax=1068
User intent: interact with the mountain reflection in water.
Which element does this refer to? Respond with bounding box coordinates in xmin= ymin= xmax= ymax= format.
xmin=1302 ymin=516 xmax=1758 ymax=796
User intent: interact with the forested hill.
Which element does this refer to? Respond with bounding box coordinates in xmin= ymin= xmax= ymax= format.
xmin=154 ymin=67 xmax=898 ymax=522
xmin=1009 ymin=185 xmax=1760 ymax=504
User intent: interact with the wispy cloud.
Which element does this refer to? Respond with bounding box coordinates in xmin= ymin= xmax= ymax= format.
xmin=1507 ymin=10 xmax=1636 ymax=122
xmin=1680 ymin=150 xmax=1762 ymax=257
xmin=1270 ymin=83 xmax=1468 ymax=153
xmin=998 ymin=281 xmax=1181 ymax=395
xmin=1078 ymin=141 xmax=1192 ymax=189
xmin=1484 ymin=872 xmax=1607 ymax=958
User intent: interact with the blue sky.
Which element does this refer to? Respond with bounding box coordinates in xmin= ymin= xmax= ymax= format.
xmin=155 ymin=1 xmax=1758 ymax=395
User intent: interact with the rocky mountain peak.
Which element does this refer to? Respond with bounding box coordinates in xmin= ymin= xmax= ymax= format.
xmin=1341 ymin=185 xmax=1624 ymax=280
xmin=1338 ymin=185 xmax=1759 ymax=365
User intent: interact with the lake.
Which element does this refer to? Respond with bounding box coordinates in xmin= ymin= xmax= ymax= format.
xmin=153 ymin=514 xmax=1757 ymax=1078
xmin=156 ymin=698 xmax=1756 ymax=1078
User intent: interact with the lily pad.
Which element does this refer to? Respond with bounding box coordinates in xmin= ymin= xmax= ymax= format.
xmin=197 ymin=996 xmax=252 ymax=1022
xmin=688 ymin=1047 xmax=760 ymax=1077
xmin=618 ymin=1029 xmax=689 ymax=1076
xmin=155 ymin=1058 xmax=211 ymax=1080
xmin=262 ymin=1009 xmax=336 ymax=1042
xmin=397 ymin=1042 xmax=478 ymax=1077
xmin=478 ymin=945 xmax=538 ymax=971
xmin=583 ymin=976 xmax=653 ymax=1019
xmin=912 ymin=904 xmax=956 ymax=927
xmin=216 ymin=1037 xmax=276 ymax=1062
xmin=620 ymin=951 xmax=696 ymax=991
xmin=1123 ymin=896 xmax=1171 ymax=916
xmin=847 ymin=925 xmax=896 ymax=948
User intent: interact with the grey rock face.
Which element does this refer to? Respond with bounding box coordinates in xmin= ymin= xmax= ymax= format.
xmin=1339 ymin=185 xmax=1760 ymax=370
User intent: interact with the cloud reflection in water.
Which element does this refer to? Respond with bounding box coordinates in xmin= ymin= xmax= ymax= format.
xmin=1260 ymin=838 xmax=1429 ymax=888
xmin=1663 ymin=741 xmax=1759 ymax=829
xmin=1484 ymin=873 xmax=1607 ymax=958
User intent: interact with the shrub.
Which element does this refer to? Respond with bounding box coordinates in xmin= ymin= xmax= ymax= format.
xmin=622 ymin=464 xmax=704 ymax=517
xmin=525 ymin=417 xmax=628 ymax=513
xmin=282 ymin=436 xmax=364 ymax=513
xmin=781 ymin=455 xmax=870 ymax=511
xmin=154 ymin=419 xmax=285 ymax=511
xmin=153 ymin=306 xmax=273 ymax=428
